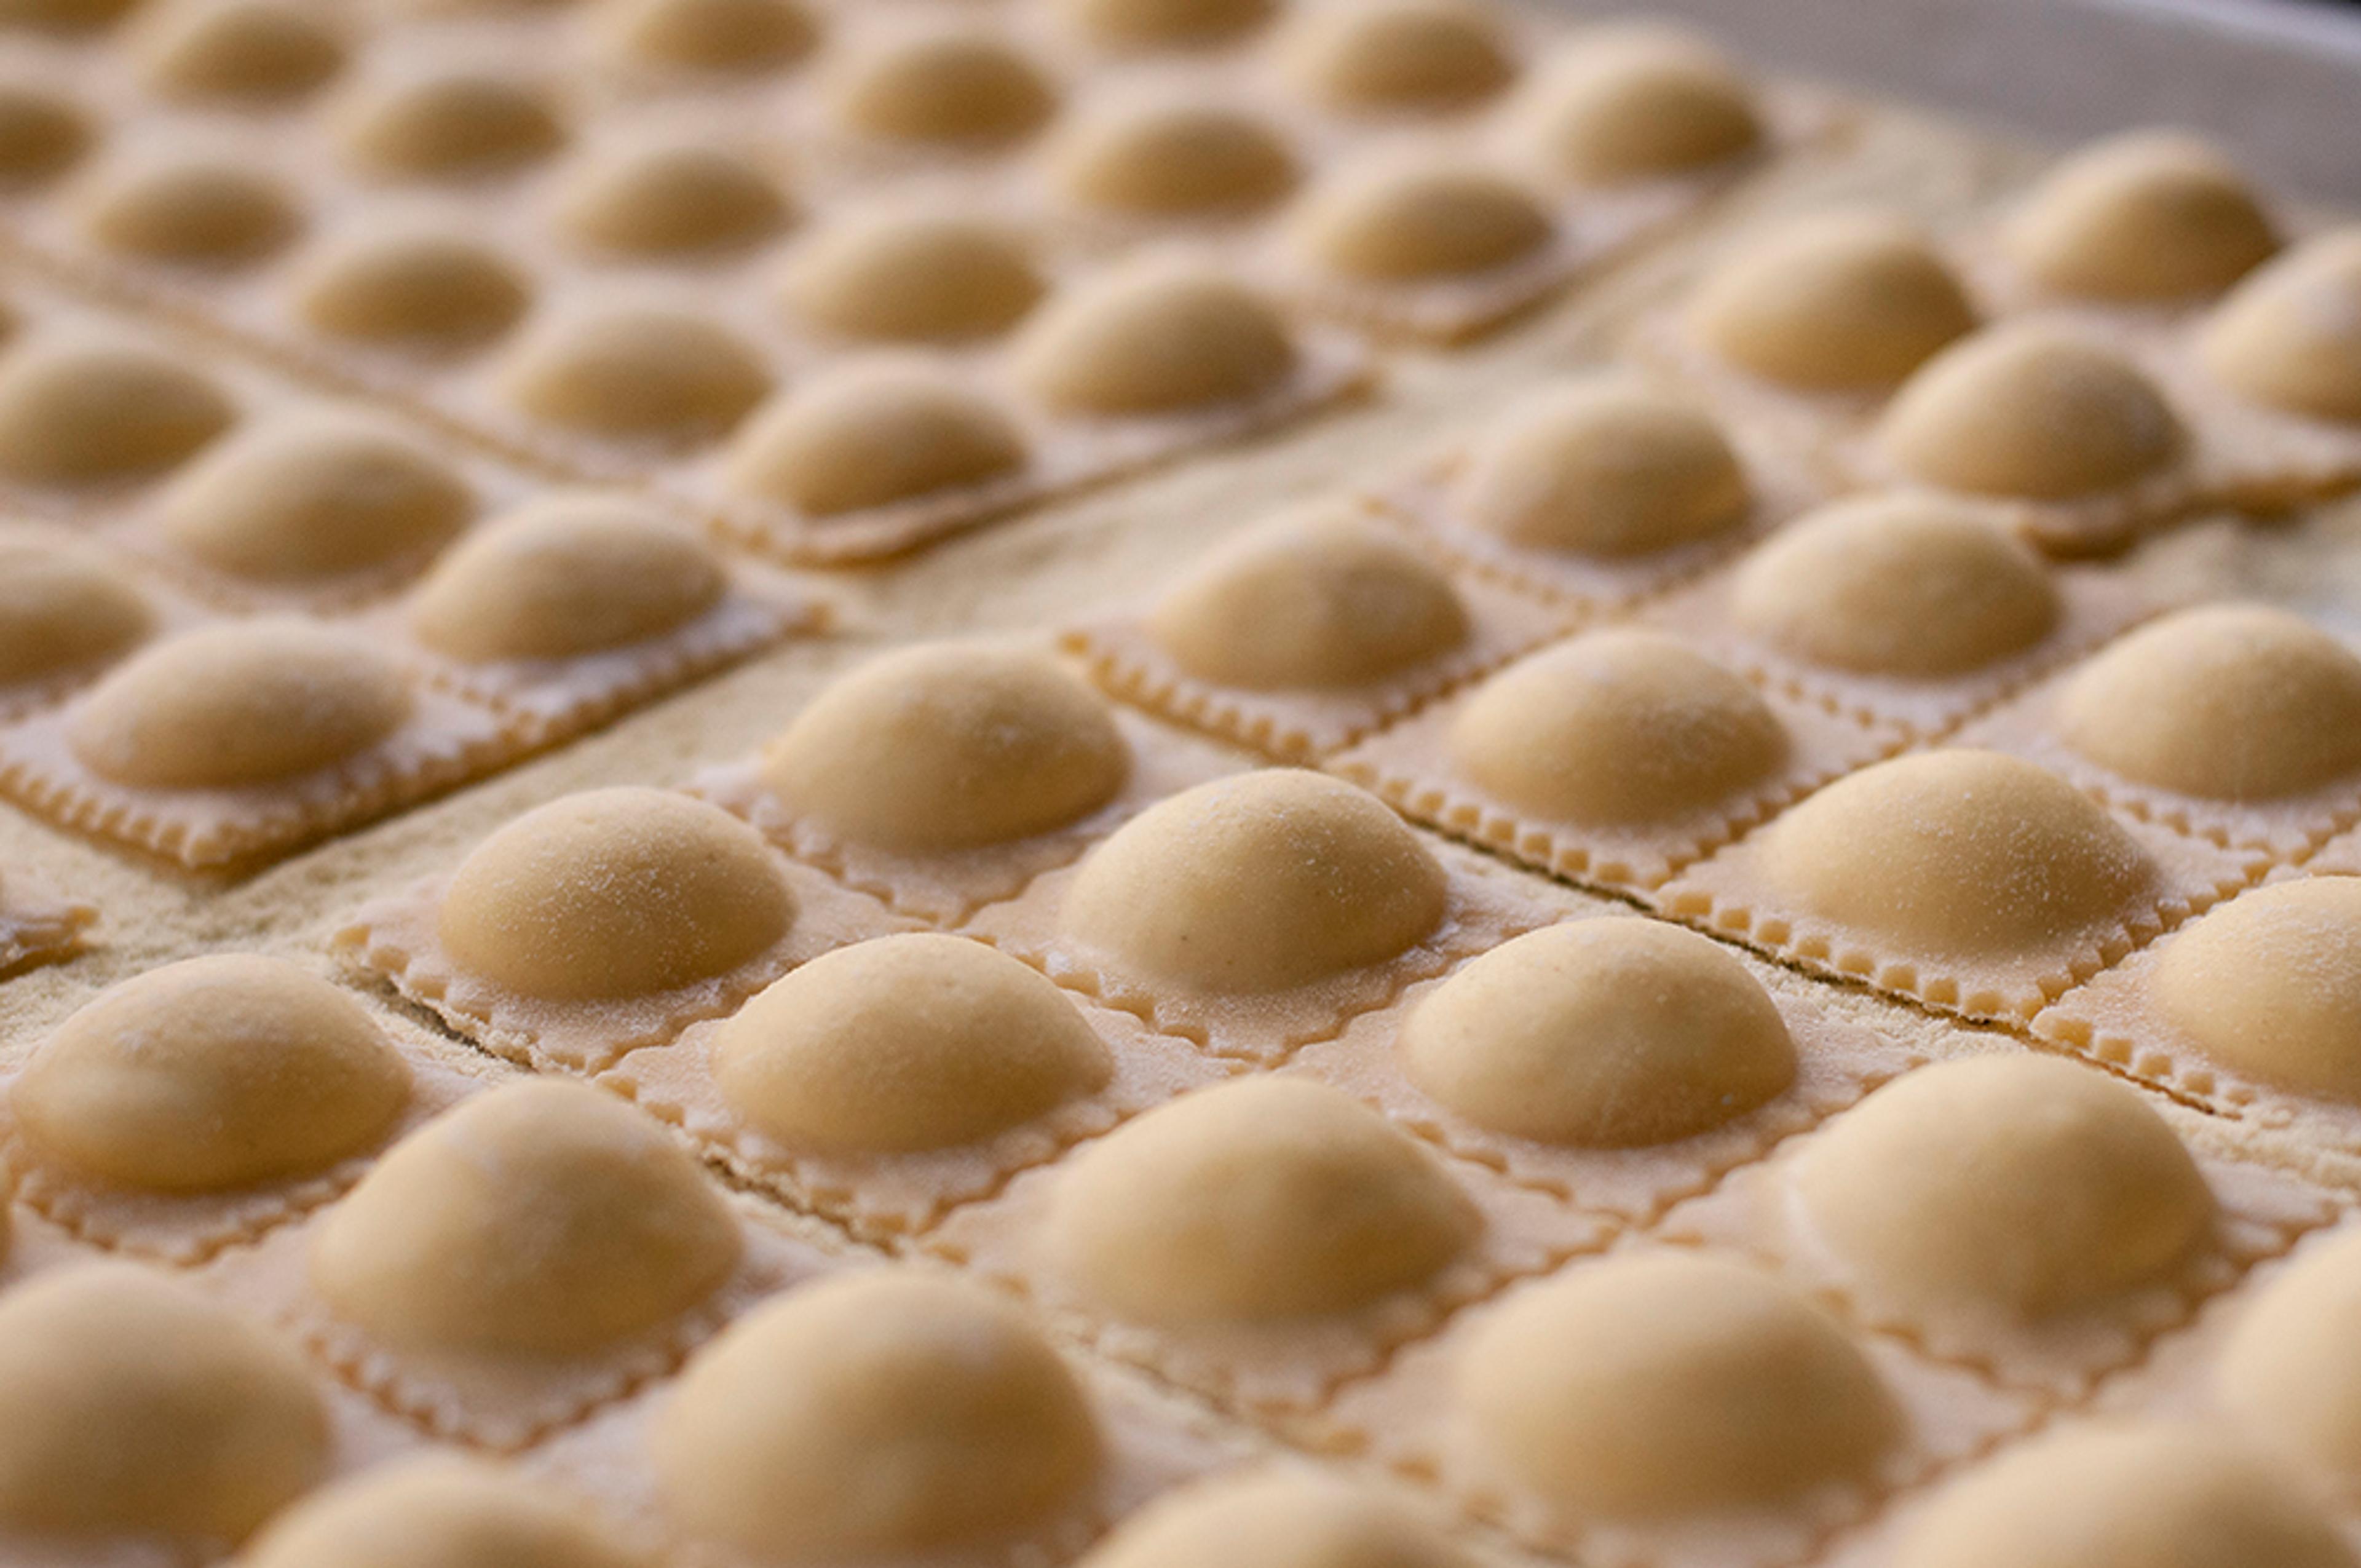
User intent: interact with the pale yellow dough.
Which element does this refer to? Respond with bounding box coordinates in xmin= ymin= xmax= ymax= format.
xmin=1756 ymin=748 xmax=2157 ymax=957
xmin=0 ymin=533 xmax=154 ymax=684
xmin=1458 ymin=1252 xmax=1896 ymax=1517
xmin=779 ymin=210 xmax=1043 ymax=343
xmin=1078 ymin=1468 xmax=1474 ymax=1568
xmin=600 ymin=0 xmax=817 ymax=74
xmin=2004 ymin=130 xmax=2279 ymax=301
xmin=1877 ymin=325 xmax=2182 ymax=500
xmin=0 ymin=85 xmax=89 ymax=189
xmin=724 ymin=362 xmax=1027 ymax=516
xmin=1685 ymin=212 xmax=1978 ymax=392
xmin=68 ymin=619 xmax=412 ymax=790
xmin=1524 ymin=25 xmax=1762 ymax=188
xmin=1145 ymin=512 xmax=1469 ymax=689
xmin=1447 ymin=629 xmax=1787 ymax=825
xmin=1280 ymin=0 xmax=1515 ymax=115
xmin=1453 ymin=379 xmax=1750 ymax=555
xmin=77 ymin=156 xmax=301 ymax=266
xmin=1048 ymin=100 xmax=1297 ymax=218
xmin=713 ymin=932 xmax=1112 ymax=1152
xmin=435 ymin=786 xmax=794 ymax=1002
xmin=12 ymin=952 xmax=410 ymax=1193
xmin=1048 ymin=1075 xmax=1476 ymax=1320
xmin=240 ymin=1455 xmax=648 ymax=1568
xmin=295 ymin=227 xmax=533 ymax=350
xmin=500 ymin=306 xmax=770 ymax=441
xmin=652 ymin=1271 xmax=1099 ymax=1557
xmin=760 ymin=643 xmax=1128 ymax=853
xmin=2200 ymin=228 xmax=2361 ymax=423
xmin=1060 ymin=769 xmax=1447 ymax=992
xmin=408 ymin=494 xmax=727 ymax=663
xmin=309 ymin=1079 xmax=742 ymax=1356
xmin=1896 ymin=1422 xmax=2357 ymax=1568
xmin=2054 ymin=603 xmax=2361 ymax=800
xmin=829 ymin=28 xmax=1056 ymax=148
xmin=2153 ymin=877 xmax=2361 ymax=1100
xmin=1730 ymin=493 xmax=2060 ymax=676
xmin=2219 ymin=1227 xmax=2361 ymax=1490
xmin=556 ymin=140 xmax=789 ymax=256
xmin=0 ymin=336 xmax=234 ymax=484
xmin=1013 ymin=261 xmax=1297 ymax=416
xmin=1401 ymin=919 xmax=1793 ymax=1146
xmin=0 ymin=1264 xmax=328 ymax=1542
xmin=136 ymin=0 xmax=344 ymax=103
xmin=1293 ymin=157 xmax=1552 ymax=282
xmin=1794 ymin=1055 xmax=2213 ymax=1315
xmin=1057 ymin=0 xmax=1273 ymax=50
xmin=157 ymin=412 xmax=473 ymax=582
xmin=340 ymin=73 xmax=564 ymax=180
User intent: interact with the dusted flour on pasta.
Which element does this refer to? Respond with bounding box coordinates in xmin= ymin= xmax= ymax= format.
xmin=2153 ymin=877 xmax=2361 ymax=1099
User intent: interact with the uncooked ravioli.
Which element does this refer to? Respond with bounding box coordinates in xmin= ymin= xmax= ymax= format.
xmin=499 ymin=306 xmax=770 ymax=441
xmin=76 ymin=156 xmax=302 ymax=266
xmin=2218 ymin=1227 xmax=2361 ymax=1487
xmin=1876 ymin=325 xmax=2182 ymax=501
xmin=1684 ymin=212 xmax=1978 ymax=392
xmin=434 ymin=786 xmax=794 ymax=1002
xmin=1059 ymin=769 xmax=1447 ymax=993
xmin=711 ymin=932 xmax=1112 ymax=1153
xmin=12 ymin=952 xmax=410 ymax=1193
xmin=1048 ymin=1075 xmax=1476 ymax=1320
xmin=2004 ymin=130 xmax=2278 ymax=301
xmin=1048 ymin=100 xmax=1297 ymax=218
xmin=1522 ymin=25 xmax=1762 ymax=187
xmin=2199 ymin=228 xmax=2361 ymax=424
xmin=0 ymin=1264 xmax=328 ymax=1543
xmin=0 ymin=336 xmax=234 ymax=484
xmin=1446 ymin=630 xmax=1787 ymax=826
xmin=1056 ymin=0 xmax=1273 ymax=50
xmin=1279 ymin=0 xmax=1516 ymax=115
xmin=240 ymin=1455 xmax=649 ymax=1568
xmin=408 ymin=495 xmax=727 ymax=663
xmin=1793 ymin=1055 xmax=2213 ymax=1317
xmin=295 ymin=227 xmax=533 ymax=350
xmin=724 ymin=363 xmax=1027 ymax=517
xmin=2151 ymin=877 xmax=2361 ymax=1100
xmin=1292 ymin=157 xmax=1552 ymax=283
xmin=135 ymin=0 xmax=345 ymax=103
xmin=1896 ymin=1423 xmax=2357 ymax=1568
xmin=67 ymin=619 xmax=411 ymax=791
xmin=827 ymin=26 xmax=1056 ymax=148
xmin=155 ymin=411 xmax=474 ymax=582
xmin=599 ymin=0 xmax=818 ymax=74
xmin=1453 ymin=381 xmax=1750 ymax=556
xmin=1144 ymin=513 xmax=1469 ymax=690
xmin=309 ymin=1079 xmax=742 ymax=1356
xmin=556 ymin=139 xmax=789 ymax=256
xmin=0 ymin=83 xmax=88 ymax=189
xmin=338 ymin=72 xmax=564 ymax=180
xmin=759 ymin=643 xmax=1128 ymax=853
xmin=1755 ymin=749 xmax=2157 ymax=958
xmin=1013 ymin=261 xmax=1297 ymax=416
xmin=651 ymin=1272 xmax=1099 ymax=1558
xmin=778 ymin=210 xmax=1043 ymax=342
xmin=1729 ymin=494 xmax=2060 ymax=677
xmin=1399 ymin=919 xmax=1794 ymax=1146
xmin=2052 ymin=604 xmax=2361 ymax=800
xmin=0 ymin=533 xmax=153 ymax=684
xmin=1078 ymin=1469 xmax=1474 ymax=1568
xmin=1458 ymin=1253 xmax=1897 ymax=1516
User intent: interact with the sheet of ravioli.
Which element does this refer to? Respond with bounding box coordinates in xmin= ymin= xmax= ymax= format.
xmin=0 ymin=4 xmax=2359 ymax=1568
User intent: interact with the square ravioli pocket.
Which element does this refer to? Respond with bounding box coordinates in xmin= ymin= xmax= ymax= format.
xmin=693 ymin=640 xmax=1250 ymax=925
xmin=2033 ymin=873 xmax=2361 ymax=1141
xmin=963 ymin=770 xmax=1573 ymax=1066
xmin=1655 ymin=1055 xmax=2341 ymax=1400
xmin=0 ymin=615 xmax=518 ymax=869
xmin=1283 ymin=911 xmax=1964 ymax=1229
xmin=598 ymin=932 xmax=1242 ymax=1243
xmin=1061 ymin=503 xmax=1572 ymax=764
xmin=1374 ymin=374 xmax=1821 ymax=616
xmin=1948 ymin=602 xmax=2361 ymax=859
xmin=203 ymin=1079 xmax=840 ymax=1451
xmin=921 ymin=1073 xmax=1610 ymax=1419
xmin=1 ymin=955 xmax=504 ymax=1267
xmin=1331 ymin=626 xmax=1906 ymax=895
xmin=1656 ymin=747 xmax=2267 ymax=1024
xmin=0 ymin=521 xmax=211 ymax=724
xmin=1640 ymin=492 xmax=2161 ymax=738
xmin=1302 ymin=1240 xmax=2042 ymax=1568
xmin=334 ymin=785 xmax=920 ymax=1073
xmin=378 ymin=493 xmax=829 ymax=748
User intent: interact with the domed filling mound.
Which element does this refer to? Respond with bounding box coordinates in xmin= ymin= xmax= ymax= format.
xmin=499 ymin=306 xmax=769 ymax=441
xmin=239 ymin=1455 xmax=648 ymax=1568
xmin=1280 ymin=0 xmax=1515 ymax=116
xmin=1012 ymin=261 xmax=1297 ymax=416
xmin=724 ymin=363 xmax=1027 ymax=517
xmin=1049 ymin=100 xmax=1297 ymax=218
xmin=780 ymin=210 xmax=1043 ymax=343
xmin=1078 ymin=1468 xmax=1473 ymax=1568
xmin=1525 ymin=25 xmax=1762 ymax=187
xmin=2153 ymin=877 xmax=2361 ymax=1099
xmin=1292 ymin=158 xmax=1553 ymax=282
xmin=2199 ymin=229 xmax=2361 ymax=422
xmin=2004 ymin=130 xmax=2279 ymax=301
xmin=828 ymin=28 xmax=1056 ymax=148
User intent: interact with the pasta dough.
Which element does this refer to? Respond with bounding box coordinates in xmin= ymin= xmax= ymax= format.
xmin=2152 ymin=877 xmax=2361 ymax=1101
